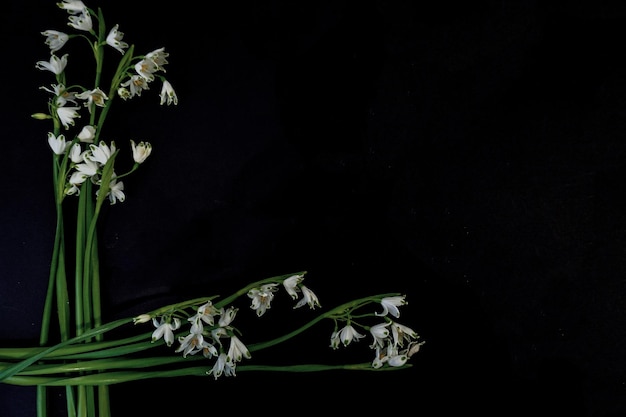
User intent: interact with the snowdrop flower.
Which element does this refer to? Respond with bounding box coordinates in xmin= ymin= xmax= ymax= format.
xmin=218 ymin=306 xmax=238 ymax=328
xmin=47 ymin=132 xmax=69 ymax=155
xmin=76 ymin=88 xmax=108 ymax=113
xmin=56 ymin=106 xmax=81 ymax=129
xmin=106 ymin=24 xmax=128 ymax=54
xmin=369 ymin=322 xmax=391 ymax=349
xmin=334 ymin=323 xmax=365 ymax=348
xmin=42 ymin=30 xmax=69 ymax=52
xmin=105 ymin=177 xmax=125 ymax=204
xmin=121 ymin=75 xmax=150 ymax=98
xmin=135 ymin=58 xmax=158 ymax=81
xmin=175 ymin=327 xmax=204 ymax=358
xmin=68 ymin=143 xmax=84 ymax=163
xmin=41 ymin=84 xmax=77 ymax=107
xmin=376 ymin=295 xmax=407 ymax=318
xmin=36 ymin=54 xmax=68 ymax=75
xmin=130 ymin=140 xmax=152 ymax=164
xmin=159 ymin=80 xmax=178 ymax=106
xmin=207 ymin=353 xmax=236 ymax=379
xmin=194 ymin=301 xmax=220 ymax=326
xmin=68 ymin=9 xmax=92 ymax=32
xmin=227 ymin=335 xmax=251 ymax=362
xmin=77 ymin=125 xmax=96 ymax=143
xmin=87 ymin=141 xmax=115 ymax=165
xmin=146 ymin=48 xmax=169 ymax=70
xmin=282 ymin=274 xmax=304 ymax=299
xmin=247 ymin=283 xmax=278 ymax=317
xmin=57 ymin=0 xmax=87 ymax=14
xmin=151 ymin=316 xmax=181 ymax=347
xmin=74 ymin=158 xmax=98 ymax=177
xmin=294 ymin=285 xmax=320 ymax=310
xmin=390 ymin=321 xmax=418 ymax=347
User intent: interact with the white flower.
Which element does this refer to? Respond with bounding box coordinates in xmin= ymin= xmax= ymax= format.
xmin=247 ymin=283 xmax=278 ymax=317
xmin=36 ymin=54 xmax=68 ymax=75
xmin=133 ymin=314 xmax=152 ymax=324
xmin=135 ymin=59 xmax=158 ymax=81
xmin=77 ymin=125 xmax=96 ymax=143
xmin=194 ymin=301 xmax=219 ymax=326
xmin=175 ymin=329 xmax=204 ymax=358
xmin=56 ymin=106 xmax=81 ymax=129
xmin=200 ymin=341 xmax=219 ymax=359
xmin=369 ymin=322 xmax=391 ymax=349
xmin=121 ymin=75 xmax=150 ymax=98
xmin=41 ymin=84 xmax=77 ymax=107
xmin=376 ymin=295 xmax=407 ymax=318
xmin=282 ymin=274 xmax=304 ymax=299
xmin=159 ymin=80 xmax=178 ymax=105
xmin=69 ymin=171 xmax=88 ymax=186
xmin=218 ymin=306 xmax=238 ymax=328
xmin=47 ymin=132 xmax=68 ymax=155
xmin=57 ymin=0 xmax=86 ymax=14
xmin=207 ymin=353 xmax=236 ymax=379
xmin=151 ymin=316 xmax=181 ymax=347
xmin=130 ymin=140 xmax=152 ymax=164
xmin=294 ymin=285 xmax=320 ymax=310
xmin=106 ymin=24 xmax=128 ymax=54
xmin=337 ymin=324 xmax=365 ymax=347
xmin=146 ymin=48 xmax=169 ymax=70
xmin=68 ymin=143 xmax=83 ymax=163
xmin=42 ymin=30 xmax=69 ymax=52
xmin=106 ymin=177 xmax=125 ymax=204
xmin=74 ymin=159 xmax=98 ymax=177
xmin=76 ymin=88 xmax=108 ymax=113
xmin=390 ymin=321 xmax=418 ymax=347
xmin=227 ymin=335 xmax=251 ymax=362
xmin=87 ymin=141 xmax=116 ymax=165
xmin=68 ymin=9 xmax=92 ymax=31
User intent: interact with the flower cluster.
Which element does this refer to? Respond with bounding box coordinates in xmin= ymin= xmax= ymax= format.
xmin=35 ymin=0 xmax=177 ymax=204
xmin=136 ymin=273 xmax=424 ymax=379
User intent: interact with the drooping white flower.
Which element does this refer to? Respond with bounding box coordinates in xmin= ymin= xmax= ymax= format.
xmin=146 ymin=48 xmax=169 ymax=70
xmin=74 ymin=158 xmax=98 ymax=177
xmin=135 ymin=59 xmax=158 ymax=81
xmin=159 ymin=80 xmax=178 ymax=105
xmin=47 ymin=132 xmax=69 ymax=155
xmin=76 ymin=88 xmax=108 ymax=113
xmin=227 ymin=335 xmax=251 ymax=362
xmin=56 ymin=105 xmax=81 ymax=129
xmin=121 ymin=75 xmax=150 ymax=98
xmin=87 ymin=141 xmax=116 ymax=165
xmin=207 ymin=352 xmax=236 ymax=379
xmin=42 ymin=30 xmax=69 ymax=52
xmin=130 ymin=140 xmax=152 ymax=164
xmin=68 ymin=9 xmax=92 ymax=32
xmin=247 ymin=283 xmax=278 ymax=317
xmin=68 ymin=171 xmax=88 ymax=186
xmin=390 ymin=321 xmax=418 ymax=347
xmin=337 ymin=323 xmax=366 ymax=347
xmin=151 ymin=316 xmax=181 ymax=347
xmin=282 ymin=274 xmax=304 ymax=299
xmin=57 ymin=0 xmax=86 ymax=14
xmin=106 ymin=24 xmax=128 ymax=54
xmin=36 ymin=54 xmax=68 ymax=75
xmin=369 ymin=322 xmax=391 ymax=349
xmin=194 ymin=301 xmax=219 ymax=326
xmin=77 ymin=125 xmax=96 ymax=143
xmin=41 ymin=84 xmax=77 ymax=107
xmin=68 ymin=143 xmax=84 ymax=163
xmin=218 ymin=306 xmax=238 ymax=327
xmin=201 ymin=340 xmax=219 ymax=359
xmin=376 ymin=295 xmax=407 ymax=318
xmin=175 ymin=328 xmax=204 ymax=358
xmin=294 ymin=285 xmax=320 ymax=310
xmin=106 ymin=177 xmax=125 ymax=204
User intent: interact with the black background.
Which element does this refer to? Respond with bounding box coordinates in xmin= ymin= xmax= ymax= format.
xmin=2 ymin=1 xmax=626 ymax=416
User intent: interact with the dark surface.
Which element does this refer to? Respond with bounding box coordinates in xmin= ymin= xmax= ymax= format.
xmin=2 ymin=1 xmax=626 ymax=416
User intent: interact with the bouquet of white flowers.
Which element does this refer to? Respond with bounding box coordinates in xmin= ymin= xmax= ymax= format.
xmin=0 ymin=1 xmax=423 ymax=416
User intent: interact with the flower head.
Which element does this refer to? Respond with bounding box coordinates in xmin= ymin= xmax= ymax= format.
xmin=106 ymin=24 xmax=128 ymax=54
xmin=76 ymin=88 xmax=108 ymax=113
xmin=151 ymin=316 xmax=181 ymax=347
xmin=47 ymin=132 xmax=69 ymax=155
xmin=130 ymin=140 xmax=152 ymax=164
xmin=294 ymin=285 xmax=321 ymax=310
xmin=67 ymin=9 xmax=92 ymax=31
xmin=42 ymin=30 xmax=69 ymax=52
xmin=36 ymin=54 xmax=68 ymax=75
xmin=56 ymin=105 xmax=81 ymax=129
xmin=159 ymin=80 xmax=178 ymax=106
xmin=282 ymin=274 xmax=304 ymax=299
xmin=57 ymin=0 xmax=86 ymax=14
xmin=376 ymin=295 xmax=407 ymax=318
